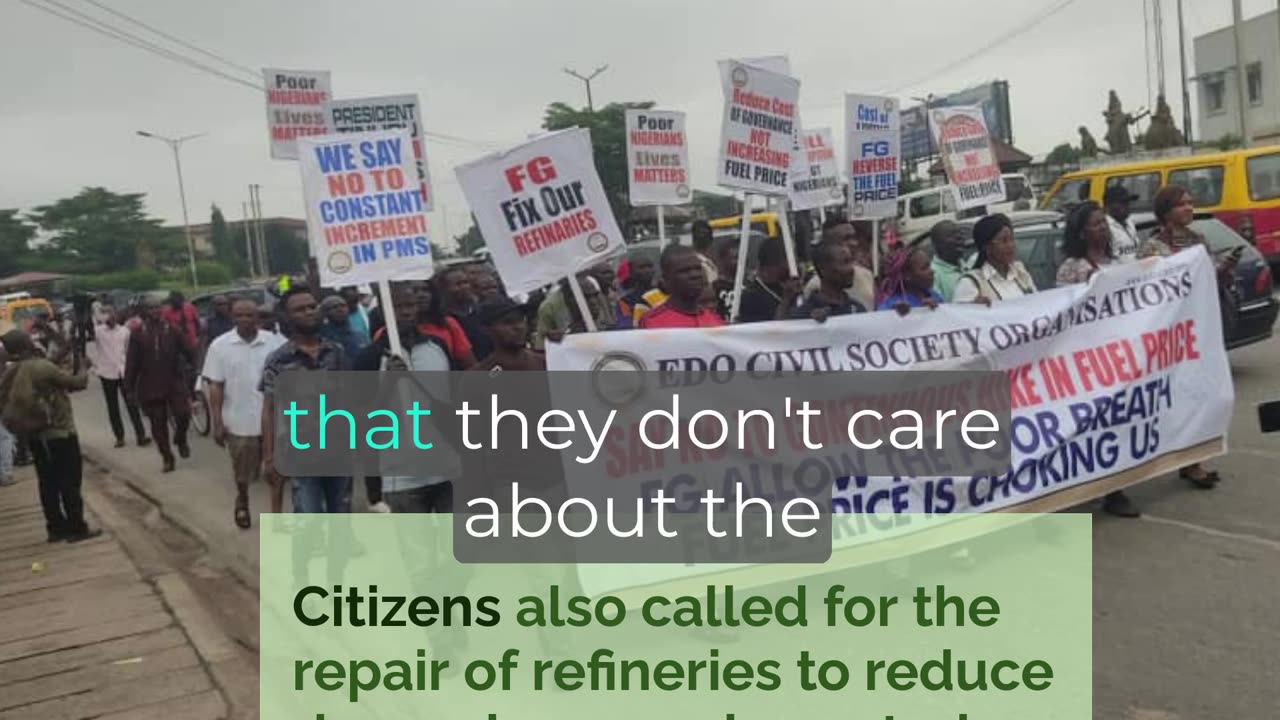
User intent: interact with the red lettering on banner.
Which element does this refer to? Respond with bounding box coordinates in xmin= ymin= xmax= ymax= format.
xmin=504 ymin=157 xmax=557 ymax=192
xmin=511 ymin=209 xmax=597 ymax=257
xmin=1072 ymin=339 xmax=1143 ymax=392
xmin=1007 ymin=364 xmax=1043 ymax=410
xmin=1140 ymin=320 xmax=1201 ymax=373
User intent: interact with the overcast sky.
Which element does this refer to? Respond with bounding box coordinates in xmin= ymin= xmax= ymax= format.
xmin=2 ymin=0 xmax=1276 ymax=243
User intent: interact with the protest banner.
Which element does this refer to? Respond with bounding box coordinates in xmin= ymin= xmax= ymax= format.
xmin=550 ymin=247 xmax=1230 ymax=527
xmin=788 ymin=127 xmax=842 ymax=211
xmin=931 ymin=105 xmax=1005 ymax=210
xmin=625 ymin=109 xmax=690 ymax=207
xmin=454 ymin=127 xmax=625 ymax=296
xmin=263 ymin=68 xmax=331 ymax=160
xmin=298 ymin=128 xmax=433 ymax=289
xmin=716 ymin=61 xmax=800 ymax=196
xmin=325 ymin=94 xmax=434 ymax=211
xmin=844 ymin=94 xmax=901 ymax=219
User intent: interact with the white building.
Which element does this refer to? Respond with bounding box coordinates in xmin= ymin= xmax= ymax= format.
xmin=1193 ymin=9 xmax=1280 ymax=146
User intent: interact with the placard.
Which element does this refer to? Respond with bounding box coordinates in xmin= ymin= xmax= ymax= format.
xmin=716 ymin=61 xmax=801 ymax=195
xmin=298 ymin=129 xmax=433 ymax=287
xmin=845 ymin=94 xmax=901 ymax=219
xmin=788 ymin=127 xmax=842 ymax=211
xmin=263 ymin=68 xmax=331 ymax=160
xmin=931 ymin=105 xmax=1005 ymax=210
xmin=455 ymin=128 xmax=625 ymax=295
xmin=326 ymin=94 xmax=435 ymax=211
xmin=624 ymin=109 xmax=690 ymax=206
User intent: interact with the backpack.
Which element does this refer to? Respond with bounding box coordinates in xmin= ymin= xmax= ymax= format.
xmin=0 ymin=360 xmax=52 ymax=435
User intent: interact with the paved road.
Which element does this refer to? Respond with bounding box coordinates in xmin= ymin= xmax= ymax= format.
xmin=67 ymin=334 xmax=1280 ymax=719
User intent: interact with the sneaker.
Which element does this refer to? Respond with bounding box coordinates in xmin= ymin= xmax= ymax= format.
xmin=162 ymin=457 xmax=176 ymax=473
xmin=47 ymin=531 xmax=68 ymax=543
xmin=1103 ymin=491 xmax=1141 ymax=518
xmin=0 ymin=476 xmax=15 ymax=487
xmin=114 ymin=438 xmax=126 ymax=448
xmin=138 ymin=437 xmax=152 ymax=448
xmin=177 ymin=443 xmax=191 ymax=459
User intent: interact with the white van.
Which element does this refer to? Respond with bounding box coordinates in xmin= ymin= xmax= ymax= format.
xmin=0 ymin=291 xmax=31 ymax=306
xmin=896 ymin=173 xmax=1036 ymax=242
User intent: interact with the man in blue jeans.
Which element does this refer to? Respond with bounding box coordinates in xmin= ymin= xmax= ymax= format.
xmin=259 ymin=287 xmax=352 ymax=513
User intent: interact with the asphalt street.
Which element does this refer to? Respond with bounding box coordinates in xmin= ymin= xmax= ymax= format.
xmin=64 ymin=331 xmax=1280 ymax=719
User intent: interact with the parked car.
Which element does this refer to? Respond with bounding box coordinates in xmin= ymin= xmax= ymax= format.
xmin=898 ymin=173 xmax=1038 ymax=242
xmin=190 ymin=286 xmax=274 ymax=318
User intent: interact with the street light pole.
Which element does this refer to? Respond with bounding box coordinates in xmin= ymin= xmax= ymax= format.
xmin=1177 ymin=0 xmax=1194 ymax=144
xmin=563 ymin=65 xmax=608 ymax=112
xmin=136 ymin=130 xmax=205 ymax=288
xmin=1232 ymin=0 xmax=1250 ymax=144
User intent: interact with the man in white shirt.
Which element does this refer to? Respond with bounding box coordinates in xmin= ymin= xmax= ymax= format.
xmin=1104 ymin=185 xmax=1142 ymax=263
xmin=87 ymin=306 xmax=149 ymax=448
xmin=202 ymin=299 xmax=285 ymax=529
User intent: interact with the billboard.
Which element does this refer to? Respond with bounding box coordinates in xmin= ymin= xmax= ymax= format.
xmin=900 ymin=80 xmax=1011 ymax=162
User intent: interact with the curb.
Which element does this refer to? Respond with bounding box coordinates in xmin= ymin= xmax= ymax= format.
xmin=83 ymin=448 xmax=260 ymax=593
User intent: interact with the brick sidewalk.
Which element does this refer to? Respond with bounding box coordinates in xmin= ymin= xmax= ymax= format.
xmin=0 ymin=469 xmax=229 ymax=720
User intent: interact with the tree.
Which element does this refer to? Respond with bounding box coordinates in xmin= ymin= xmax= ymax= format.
xmin=0 ymin=210 xmax=34 ymax=276
xmin=264 ymin=224 xmax=309 ymax=275
xmin=1046 ymin=143 xmax=1080 ymax=167
xmin=543 ymin=100 xmax=655 ymax=234
xmin=209 ymin=204 xmax=244 ymax=274
xmin=454 ymin=219 xmax=486 ymax=256
xmin=27 ymin=187 xmax=165 ymax=273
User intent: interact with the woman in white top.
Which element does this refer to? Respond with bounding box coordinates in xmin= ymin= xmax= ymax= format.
xmin=951 ymin=214 xmax=1037 ymax=305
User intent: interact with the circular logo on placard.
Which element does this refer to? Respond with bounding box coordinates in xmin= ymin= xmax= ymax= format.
xmin=932 ymin=110 xmax=945 ymax=126
xmin=731 ymin=66 xmax=749 ymax=88
xmin=590 ymin=352 xmax=647 ymax=407
xmin=829 ymin=185 xmax=844 ymax=199
xmin=327 ymin=250 xmax=353 ymax=275
xmin=883 ymin=98 xmax=895 ymax=113
xmin=851 ymin=203 xmax=866 ymax=218
xmin=675 ymin=183 xmax=691 ymax=199
xmin=586 ymin=232 xmax=609 ymax=253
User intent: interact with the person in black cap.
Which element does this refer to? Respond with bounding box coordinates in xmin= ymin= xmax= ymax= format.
xmin=473 ymin=296 xmax=545 ymax=372
xmin=1103 ymin=185 xmax=1142 ymax=262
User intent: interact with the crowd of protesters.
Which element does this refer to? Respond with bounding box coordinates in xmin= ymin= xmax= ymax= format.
xmin=0 ymin=183 xmax=1235 ymax=541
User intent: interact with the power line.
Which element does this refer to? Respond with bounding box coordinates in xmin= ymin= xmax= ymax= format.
xmin=81 ymin=0 xmax=260 ymax=80
xmin=22 ymin=0 xmax=514 ymax=151
xmin=20 ymin=0 xmax=263 ymax=91
xmin=877 ymin=0 xmax=1085 ymax=96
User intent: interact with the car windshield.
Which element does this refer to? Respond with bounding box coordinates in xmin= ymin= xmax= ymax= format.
xmin=11 ymin=306 xmax=48 ymax=323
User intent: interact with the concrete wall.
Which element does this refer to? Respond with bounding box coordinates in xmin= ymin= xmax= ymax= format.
xmin=1194 ymin=10 xmax=1280 ymax=145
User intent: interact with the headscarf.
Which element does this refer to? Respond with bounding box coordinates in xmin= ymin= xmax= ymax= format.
xmin=971 ymin=214 xmax=1012 ymax=269
xmin=875 ymin=247 xmax=913 ymax=307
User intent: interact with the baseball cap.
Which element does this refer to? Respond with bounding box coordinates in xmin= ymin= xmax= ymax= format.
xmin=1103 ymin=185 xmax=1140 ymax=204
xmin=477 ymin=296 xmax=524 ymax=325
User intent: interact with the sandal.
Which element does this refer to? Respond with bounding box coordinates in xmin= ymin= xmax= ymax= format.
xmin=1180 ymin=468 xmax=1218 ymax=489
xmin=234 ymin=498 xmax=251 ymax=529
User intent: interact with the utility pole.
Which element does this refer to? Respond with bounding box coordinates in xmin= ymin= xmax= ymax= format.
xmin=563 ymin=65 xmax=608 ymax=112
xmin=136 ymin=130 xmax=204 ymax=288
xmin=1233 ymin=0 xmax=1250 ymax=144
xmin=241 ymin=201 xmax=256 ymax=276
xmin=250 ymin=184 xmax=267 ymax=276
xmin=1177 ymin=0 xmax=1194 ymax=143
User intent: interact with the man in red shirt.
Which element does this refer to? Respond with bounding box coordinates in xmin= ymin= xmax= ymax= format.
xmin=638 ymin=245 xmax=726 ymax=330
xmin=161 ymin=291 xmax=201 ymax=349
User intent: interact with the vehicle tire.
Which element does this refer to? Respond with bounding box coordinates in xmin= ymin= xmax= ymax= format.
xmin=191 ymin=391 xmax=211 ymax=436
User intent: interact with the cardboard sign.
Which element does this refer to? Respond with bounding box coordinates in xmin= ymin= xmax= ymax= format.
xmin=624 ymin=109 xmax=690 ymax=206
xmin=788 ymin=127 xmax=842 ymax=211
xmin=263 ymin=68 xmax=331 ymax=160
xmin=844 ymin=94 xmax=901 ymax=219
xmin=455 ymin=128 xmax=625 ymax=295
xmin=325 ymin=94 xmax=434 ymax=211
xmin=716 ymin=60 xmax=800 ymax=195
xmin=298 ymin=129 xmax=433 ymax=287
xmin=931 ymin=105 xmax=1005 ymax=210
